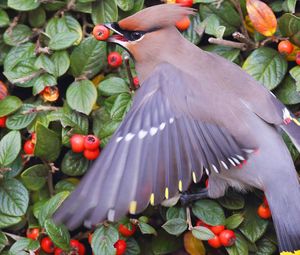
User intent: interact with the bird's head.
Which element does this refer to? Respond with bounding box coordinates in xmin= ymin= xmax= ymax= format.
xmin=104 ymin=4 xmax=195 ymax=62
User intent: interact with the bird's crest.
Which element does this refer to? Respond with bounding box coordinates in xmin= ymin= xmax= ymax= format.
xmin=119 ymin=4 xmax=195 ymax=31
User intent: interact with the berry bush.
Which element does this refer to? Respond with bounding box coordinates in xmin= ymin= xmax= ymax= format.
xmin=0 ymin=0 xmax=300 ymax=254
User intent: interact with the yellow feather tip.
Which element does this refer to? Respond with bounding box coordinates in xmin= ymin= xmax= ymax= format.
xmin=192 ymin=172 xmax=197 ymax=183
xmin=150 ymin=193 xmax=155 ymax=206
xmin=280 ymin=250 xmax=300 ymax=255
xmin=178 ymin=180 xmax=183 ymax=192
xmin=165 ymin=187 xmax=169 ymax=199
xmin=129 ymin=201 xmax=137 ymax=214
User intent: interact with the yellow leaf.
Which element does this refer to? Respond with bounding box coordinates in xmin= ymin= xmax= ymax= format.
xmin=184 ymin=231 xmax=206 ymax=255
xmin=246 ymin=0 xmax=277 ymax=37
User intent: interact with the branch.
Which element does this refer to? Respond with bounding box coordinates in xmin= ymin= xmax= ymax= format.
xmin=22 ymin=105 xmax=59 ymax=114
xmin=208 ymin=37 xmax=247 ymax=50
xmin=124 ymin=55 xmax=137 ymax=91
xmin=186 ymin=207 xmax=193 ymax=231
xmin=232 ymin=32 xmax=257 ymax=49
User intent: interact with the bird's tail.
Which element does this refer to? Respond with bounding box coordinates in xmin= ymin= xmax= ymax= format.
xmin=264 ymin=179 xmax=300 ymax=254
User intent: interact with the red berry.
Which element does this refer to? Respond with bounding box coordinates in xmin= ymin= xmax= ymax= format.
xmin=54 ymin=248 xmax=64 ymax=255
xmin=263 ymin=195 xmax=269 ymax=207
xmin=93 ymin=25 xmax=110 ymax=41
xmin=205 ymin=179 xmax=209 ymax=188
xmin=84 ymin=148 xmax=100 ymax=160
xmin=70 ymin=134 xmax=85 ymax=153
xmin=196 ymin=219 xmax=211 ymax=228
xmin=108 ymin=52 xmax=123 ymax=68
xmin=114 ymin=240 xmax=127 ymax=255
xmin=278 ymin=40 xmax=294 ymax=55
xmin=296 ymin=52 xmax=300 ymax=65
xmin=119 ymin=223 xmax=137 ymax=237
xmin=175 ymin=16 xmax=190 ymax=31
xmin=207 ymin=235 xmax=222 ymax=248
xmin=133 ymin=77 xmax=139 ymax=88
xmin=26 ymin=228 xmax=40 ymax=240
xmin=210 ymin=225 xmax=225 ymax=235
xmin=70 ymin=239 xmax=85 ymax=255
xmin=84 ymin=135 xmax=100 ymax=150
xmin=41 ymin=237 xmax=55 ymax=253
xmin=176 ymin=0 xmax=193 ymax=7
xmin=0 ymin=116 xmax=7 ymax=128
xmin=257 ymin=204 xmax=272 ymax=219
xmin=24 ymin=140 xmax=35 ymax=155
xmin=219 ymin=230 xmax=236 ymax=247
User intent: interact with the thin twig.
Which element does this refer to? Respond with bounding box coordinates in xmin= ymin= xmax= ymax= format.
xmin=186 ymin=207 xmax=193 ymax=231
xmin=230 ymin=0 xmax=250 ymax=40
xmin=13 ymin=70 xmax=45 ymax=84
xmin=208 ymin=37 xmax=247 ymax=50
xmin=22 ymin=105 xmax=59 ymax=114
xmin=48 ymin=169 xmax=54 ymax=196
xmin=232 ymin=32 xmax=256 ymax=49
xmin=124 ymin=55 xmax=136 ymax=91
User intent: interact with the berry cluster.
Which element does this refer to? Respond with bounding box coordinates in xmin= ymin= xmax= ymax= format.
xmin=70 ymin=134 xmax=100 ymax=160
xmin=278 ymin=40 xmax=300 ymax=65
xmin=196 ymin=220 xmax=236 ymax=248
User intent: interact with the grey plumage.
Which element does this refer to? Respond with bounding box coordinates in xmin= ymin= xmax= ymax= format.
xmin=54 ymin=4 xmax=300 ymax=252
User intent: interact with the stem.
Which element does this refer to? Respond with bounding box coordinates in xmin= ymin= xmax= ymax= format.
xmin=48 ymin=170 xmax=54 ymax=196
xmin=232 ymin=32 xmax=257 ymax=49
xmin=186 ymin=207 xmax=193 ymax=231
xmin=13 ymin=70 xmax=44 ymax=84
xmin=208 ymin=37 xmax=247 ymax=50
xmin=230 ymin=0 xmax=250 ymax=40
xmin=22 ymin=105 xmax=59 ymax=114
xmin=124 ymin=55 xmax=136 ymax=91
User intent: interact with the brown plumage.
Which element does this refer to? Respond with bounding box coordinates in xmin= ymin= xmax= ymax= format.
xmin=54 ymin=4 xmax=300 ymax=254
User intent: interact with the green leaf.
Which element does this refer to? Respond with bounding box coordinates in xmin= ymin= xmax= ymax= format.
xmin=278 ymin=13 xmax=300 ymax=47
xmin=99 ymin=77 xmax=130 ymax=96
xmin=225 ymin=214 xmax=244 ymax=229
xmin=3 ymin=24 xmax=32 ymax=46
xmin=183 ymin=14 xmax=202 ymax=45
xmin=38 ymin=191 xmax=69 ymax=226
xmin=92 ymin=0 xmax=118 ymax=25
xmin=21 ymin=164 xmax=49 ymax=191
xmin=239 ymin=204 xmax=268 ymax=243
xmin=7 ymin=0 xmax=39 ymax=11
xmin=3 ymin=156 xmax=23 ymax=179
xmin=32 ymin=74 xmax=57 ymax=95
xmin=138 ymin=222 xmax=157 ymax=235
xmin=0 ymin=178 xmax=29 ymax=216
xmin=117 ymin=0 xmax=134 ymax=11
xmin=0 ymin=96 xmax=22 ymax=117
xmin=91 ymin=225 xmax=119 ymax=255
xmin=166 ymin=207 xmax=186 ymax=221
xmin=191 ymin=226 xmax=214 ymax=240
xmin=203 ymin=45 xmax=240 ymax=62
xmin=49 ymin=32 xmax=79 ymax=50
xmin=9 ymin=238 xmax=39 ymax=253
xmin=151 ymin=230 xmax=182 ymax=255
xmin=6 ymin=104 xmax=37 ymax=130
xmin=274 ymin=75 xmax=300 ymax=105
xmin=51 ymin=51 xmax=70 ymax=77
xmin=55 ymin=179 xmax=77 ymax=193
xmin=0 ymin=131 xmax=21 ymax=167
xmin=28 ymin=7 xmax=46 ymax=27
xmin=61 ymin=150 xmax=89 ymax=176
xmin=192 ymin=199 xmax=225 ymax=226
xmin=225 ymin=233 xmax=249 ymax=255
xmin=218 ymin=192 xmax=245 ymax=210
xmin=199 ymin=1 xmax=241 ymax=36
xmin=290 ymin=66 xmax=300 ymax=91
xmin=4 ymin=43 xmax=35 ymax=71
xmin=0 ymin=9 xmax=9 ymax=27
xmin=44 ymin=219 xmax=70 ymax=251
xmin=0 ymin=213 xmax=22 ymax=228
xmin=242 ymin=47 xmax=287 ymax=90
xmin=35 ymin=123 xmax=61 ymax=162
xmin=125 ymin=238 xmax=140 ymax=255
xmin=110 ymin=93 xmax=132 ymax=121
xmin=70 ymin=36 xmax=106 ymax=79
xmin=34 ymin=54 xmax=55 ymax=75
xmin=66 ymin=80 xmax=97 ymax=115
xmin=256 ymin=236 xmax=277 ymax=255
xmin=162 ymin=218 xmax=187 ymax=236
xmin=0 ymin=231 xmax=8 ymax=252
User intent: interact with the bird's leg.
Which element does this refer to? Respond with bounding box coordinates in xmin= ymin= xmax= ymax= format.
xmin=180 ymin=188 xmax=209 ymax=206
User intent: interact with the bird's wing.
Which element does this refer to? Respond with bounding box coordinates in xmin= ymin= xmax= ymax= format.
xmin=53 ymin=62 xmax=253 ymax=230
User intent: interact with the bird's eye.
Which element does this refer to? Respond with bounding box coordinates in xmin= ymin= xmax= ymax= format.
xmin=130 ymin=31 xmax=143 ymax=41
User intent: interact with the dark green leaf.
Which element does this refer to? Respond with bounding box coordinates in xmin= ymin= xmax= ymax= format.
xmin=218 ymin=192 xmax=245 ymax=210
xmin=0 ymin=178 xmax=29 ymax=216
xmin=110 ymin=93 xmax=132 ymax=121
xmin=278 ymin=13 xmax=300 ymax=47
xmin=242 ymin=47 xmax=287 ymax=90
xmin=99 ymin=77 xmax=130 ymax=96
xmin=225 ymin=214 xmax=244 ymax=229
xmin=166 ymin=207 xmax=186 ymax=221
xmin=125 ymin=238 xmax=140 ymax=255
xmin=117 ymin=0 xmax=134 ymax=11
xmin=162 ymin=218 xmax=187 ymax=236
xmin=3 ymin=24 xmax=32 ymax=46
xmin=274 ymin=75 xmax=300 ymax=105
xmin=151 ymin=230 xmax=182 ymax=255
xmin=55 ymin=179 xmax=77 ymax=193
xmin=191 ymin=226 xmax=214 ymax=240
xmin=92 ymin=0 xmax=118 ymax=25
xmin=0 ymin=213 xmax=22 ymax=228
xmin=256 ymin=236 xmax=277 ymax=255
xmin=0 ymin=131 xmax=21 ymax=167
xmin=3 ymin=155 xmax=23 ymax=179
xmin=66 ymin=80 xmax=97 ymax=115
xmin=290 ymin=66 xmax=300 ymax=91
xmin=28 ymin=7 xmax=46 ymax=27
xmin=6 ymin=104 xmax=37 ymax=130
xmin=70 ymin=36 xmax=106 ymax=79
xmin=192 ymin=199 xmax=225 ymax=226
xmin=21 ymin=164 xmax=49 ymax=191
xmin=0 ymin=9 xmax=9 ymax=27
xmin=225 ymin=233 xmax=249 ymax=255
xmin=35 ymin=123 xmax=61 ymax=162
xmin=91 ymin=225 xmax=119 ymax=255
xmin=34 ymin=54 xmax=55 ymax=75
xmin=7 ymin=0 xmax=39 ymax=11
xmin=51 ymin=51 xmax=70 ymax=77
xmin=138 ymin=222 xmax=157 ymax=235
xmin=32 ymin=74 xmax=57 ymax=95
xmin=44 ymin=219 xmax=70 ymax=250
xmin=0 ymin=96 xmax=22 ymax=117
xmin=9 ymin=238 xmax=39 ymax=253
xmin=61 ymin=150 xmax=89 ymax=176
xmin=0 ymin=231 xmax=8 ymax=252
xmin=49 ymin=32 xmax=79 ymax=50
xmin=183 ymin=14 xmax=202 ymax=44
xmin=203 ymin=45 xmax=240 ymax=62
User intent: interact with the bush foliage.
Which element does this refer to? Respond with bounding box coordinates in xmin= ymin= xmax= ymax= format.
xmin=0 ymin=0 xmax=299 ymax=254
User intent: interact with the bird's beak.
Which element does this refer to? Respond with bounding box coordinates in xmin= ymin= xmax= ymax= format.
xmin=104 ymin=23 xmax=128 ymax=44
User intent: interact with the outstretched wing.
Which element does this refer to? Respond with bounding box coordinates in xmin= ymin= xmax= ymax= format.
xmin=53 ymin=63 xmax=251 ymax=230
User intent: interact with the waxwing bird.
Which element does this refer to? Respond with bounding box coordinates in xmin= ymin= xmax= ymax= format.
xmin=54 ymin=4 xmax=300 ymax=253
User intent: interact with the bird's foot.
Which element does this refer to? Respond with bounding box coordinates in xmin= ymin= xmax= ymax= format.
xmin=180 ymin=188 xmax=209 ymax=206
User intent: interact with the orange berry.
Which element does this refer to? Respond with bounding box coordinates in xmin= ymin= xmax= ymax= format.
xmin=176 ymin=17 xmax=190 ymax=31
xmin=278 ymin=40 xmax=294 ymax=55
xmin=257 ymin=204 xmax=272 ymax=219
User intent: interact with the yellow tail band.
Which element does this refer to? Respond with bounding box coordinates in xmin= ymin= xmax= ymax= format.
xmin=281 ymin=250 xmax=300 ymax=255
